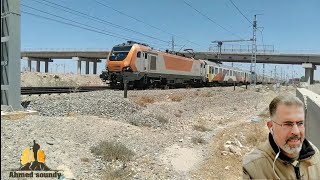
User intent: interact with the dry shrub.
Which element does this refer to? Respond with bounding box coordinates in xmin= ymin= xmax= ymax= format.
xmin=91 ymin=141 xmax=134 ymax=162
xmin=129 ymin=120 xmax=152 ymax=127
xmin=192 ymin=137 xmax=207 ymax=145
xmin=245 ymin=124 xmax=268 ymax=147
xmin=170 ymin=95 xmax=183 ymax=102
xmin=193 ymin=125 xmax=211 ymax=132
xmin=80 ymin=157 xmax=90 ymax=163
xmin=201 ymin=92 xmax=216 ymax=97
xmin=103 ymin=167 xmax=133 ymax=180
xmin=135 ymin=96 xmax=155 ymax=107
xmin=155 ymin=115 xmax=169 ymax=124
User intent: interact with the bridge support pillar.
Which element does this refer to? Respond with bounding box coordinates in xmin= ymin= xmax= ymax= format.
xmin=72 ymin=57 xmax=102 ymax=75
xmin=44 ymin=60 xmax=49 ymax=73
xmin=302 ymin=63 xmax=316 ymax=85
xmin=93 ymin=61 xmax=97 ymax=74
xmin=86 ymin=61 xmax=90 ymax=74
xmin=22 ymin=57 xmax=52 ymax=73
xmin=77 ymin=60 xmax=82 ymax=74
xmin=36 ymin=60 xmax=41 ymax=72
xmin=27 ymin=59 xmax=32 ymax=71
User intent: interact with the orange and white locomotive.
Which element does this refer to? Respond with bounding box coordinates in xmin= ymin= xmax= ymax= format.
xmin=101 ymin=41 xmax=206 ymax=89
xmin=100 ymin=41 xmax=273 ymax=88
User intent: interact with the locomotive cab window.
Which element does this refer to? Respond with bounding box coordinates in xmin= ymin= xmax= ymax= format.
xmin=145 ymin=53 xmax=148 ymax=59
xmin=137 ymin=52 xmax=141 ymax=58
xmin=109 ymin=46 xmax=131 ymax=61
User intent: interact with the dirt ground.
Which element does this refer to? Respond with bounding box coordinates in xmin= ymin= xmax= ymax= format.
xmin=2 ymin=72 xmax=299 ymax=179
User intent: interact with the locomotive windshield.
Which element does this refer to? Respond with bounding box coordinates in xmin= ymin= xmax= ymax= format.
xmin=109 ymin=46 xmax=132 ymax=61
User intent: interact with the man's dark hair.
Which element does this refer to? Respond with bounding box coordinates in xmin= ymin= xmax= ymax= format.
xmin=269 ymin=94 xmax=304 ymax=118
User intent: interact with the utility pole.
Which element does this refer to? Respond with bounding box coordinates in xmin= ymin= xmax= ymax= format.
xmin=250 ymin=15 xmax=257 ymax=87
xmin=171 ymin=36 xmax=174 ymax=52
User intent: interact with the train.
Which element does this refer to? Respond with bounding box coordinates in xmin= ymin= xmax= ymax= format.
xmin=100 ymin=41 xmax=275 ymax=89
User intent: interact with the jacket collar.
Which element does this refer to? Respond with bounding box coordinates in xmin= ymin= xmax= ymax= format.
xmin=258 ymin=133 xmax=317 ymax=164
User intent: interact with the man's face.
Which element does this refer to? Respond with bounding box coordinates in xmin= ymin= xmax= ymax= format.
xmin=269 ymin=104 xmax=305 ymax=158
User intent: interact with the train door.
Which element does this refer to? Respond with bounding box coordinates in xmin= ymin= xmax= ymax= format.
xmin=140 ymin=52 xmax=148 ymax=72
xmin=200 ymin=63 xmax=205 ymax=78
xmin=149 ymin=55 xmax=157 ymax=72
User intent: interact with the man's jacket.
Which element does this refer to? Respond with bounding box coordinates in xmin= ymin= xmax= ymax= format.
xmin=243 ymin=133 xmax=320 ymax=179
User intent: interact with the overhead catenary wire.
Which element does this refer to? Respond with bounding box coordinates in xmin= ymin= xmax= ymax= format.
xmin=228 ymin=0 xmax=253 ymax=26
xmin=93 ymin=0 xmax=203 ymax=47
xmin=27 ymin=0 xmax=170 ymax=45
xmin=22 ymin=4 xmax=140 ymax=41
xmin=22 ymin=11 xmax=129 ymax=40
xmin=182 ymin=0 xmax=245 ymax=40
xmin=21 ymin=10 xmax=168 ymax=49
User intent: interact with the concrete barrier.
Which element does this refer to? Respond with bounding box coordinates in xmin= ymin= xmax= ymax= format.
xmin=296 ymin=88 xmax=320 ymax=148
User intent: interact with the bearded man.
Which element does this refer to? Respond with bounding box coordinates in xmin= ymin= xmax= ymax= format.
xmin=243 ymin=94 xmax=320 ymax=179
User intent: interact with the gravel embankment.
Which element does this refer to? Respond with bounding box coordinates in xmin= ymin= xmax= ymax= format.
xmin=2 ymin=85 xmax=289 ymax=179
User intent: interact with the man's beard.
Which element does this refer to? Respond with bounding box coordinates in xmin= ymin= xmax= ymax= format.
xmin=280 ymin=136 xmax=303 ymax=155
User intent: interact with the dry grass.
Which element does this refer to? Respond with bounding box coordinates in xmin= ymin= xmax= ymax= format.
xmin=129 ymin=120 xmax=152 ymax=127
xmin=103 ymin=167 xmax=134 ymax=180
xmin=135 ymin=96 xmax=155 ymax=107
xmin=170 ymin=95 xmax=183 ymax=102
xmin=194 ymin=121 xmax=268 ymax=180
xmin=67 ymin=112 xmax=78 ymax=117
xmin=91 ymin=141 xmax=134 ymax=162
xmin=80 ymin=157 xmax=90 ymax=163
xmin=193 ymin=125 xmax=211 ymax=132
xmin=201 ymin=92 xmax=216 ymax=97
xmin=191 ymin=137 xmax=207 ymax=145
xmin=245 ymin=123 xmax=268 ymax=147
xmin=155 ymin=115 xmax=169 ymax=124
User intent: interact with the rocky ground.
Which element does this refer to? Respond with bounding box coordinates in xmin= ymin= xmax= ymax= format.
xmin=2 ymin=73 xmax=299 ymax=180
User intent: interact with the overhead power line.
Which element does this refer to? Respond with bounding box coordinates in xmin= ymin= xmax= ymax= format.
xmin=22 ymin=11 xmax=130 ymax=40
xmin=183 ymin=0 xmax=245 ymax=40
xmin=28 ymin=0 xmax=169 ymax=44
xmin=22 ymin=4 xmax=139 ymax=41
xmin=228 ymin=0 xmax=253 ymax=26
xmin=21 ymin=10 xmax=168 ymax=49
xmin=93 ymin=0 xmax=202 ymax=47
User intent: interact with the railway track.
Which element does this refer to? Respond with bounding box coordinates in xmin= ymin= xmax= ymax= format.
xmin=21 ymin=86 xmax=110 ymax=95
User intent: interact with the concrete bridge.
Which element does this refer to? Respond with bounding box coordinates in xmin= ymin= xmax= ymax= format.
xmin=21 ymin=50 xmax=320 ymax=84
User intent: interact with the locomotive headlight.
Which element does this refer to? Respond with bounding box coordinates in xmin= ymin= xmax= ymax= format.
xmin=123 ymin=66 xmax=131 ymax=71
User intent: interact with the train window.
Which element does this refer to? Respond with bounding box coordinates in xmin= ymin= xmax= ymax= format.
xmin=145 ymin=53 xmax=148 ymax=59
xmin=137 ymin=52 xmax=141 ymax=58
xmin=227 ymin=70 xmax=230 ymax=76
xmin=215 ymin=67 xmax=218 ymax=74
xmin=211 ymin=67 xmax=214 ymax=74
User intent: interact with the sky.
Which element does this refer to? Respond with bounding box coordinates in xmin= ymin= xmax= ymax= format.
xmin=20 ymin=0 xmax=320 ymax=80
